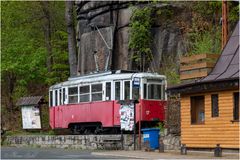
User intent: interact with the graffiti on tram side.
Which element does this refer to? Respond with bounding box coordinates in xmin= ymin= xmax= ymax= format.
xmin=119 ymin=104 xmax=134 ymax=131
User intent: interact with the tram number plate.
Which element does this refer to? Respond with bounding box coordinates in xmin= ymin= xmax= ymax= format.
xmin=133 ymin=77 xmax=140 ymax=88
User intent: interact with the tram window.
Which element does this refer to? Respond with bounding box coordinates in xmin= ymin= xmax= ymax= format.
xmin=124 ymin=81 xmax=130 ymax=100
xmin=55 ymin=90 xmax=58 ymax=106
xmin=143 ymin=84 xmax=147 ymax=99
xmin=80 ymin=85 xmax=90 ymax=102
xmin=92 ymin=84 xmax=102 ymax=101
xmin=49 ymin=91 xmax=53 ymax=107
xmin=148 ymin=84 xmax=162 ymax=100
xmin=80 ymin=85 xmax=89 ymax=94
xmin=63 ymin=88 xmax=66 ymax=104
xmin=132 ymin=87 xmax=139 ymax=100
xmin=59 ymin=89 xmax=62 ymax=105
xmin=68 ymin=87 xmax=78 ymax=103
xmin=115 ymin=82 xmax=121 ymax=100
xmin=106 ymin=82 xmax=111 ymax=100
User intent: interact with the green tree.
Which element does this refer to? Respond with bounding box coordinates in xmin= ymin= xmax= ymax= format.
xmin=129 ymin=6 xmax=153 ymax=71
xmin=1 ymin=1 xmax=69 ymax=130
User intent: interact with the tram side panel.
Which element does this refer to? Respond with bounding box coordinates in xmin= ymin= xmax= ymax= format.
xmin=49 ymin=107 xmax=55 ymax=128
xmin=113 ymin=101 xmax=121 ymax=126
xmin=50 ymin=101 xmax=115 ymax=129
xmin=139 ymin=100 xmax=166 ymax=122
xmin=89 ymin=101 xmax=115 ymax=127
xmin=113 ymin=99 xmax=167 ymax=127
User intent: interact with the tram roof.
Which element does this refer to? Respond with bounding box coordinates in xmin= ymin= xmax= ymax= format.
xmin=50 ymin=70 xmax=166 ymax=89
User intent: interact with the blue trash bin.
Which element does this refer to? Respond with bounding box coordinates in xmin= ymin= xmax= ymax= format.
xmin=141 ymin=128 xmax=160 ymax=149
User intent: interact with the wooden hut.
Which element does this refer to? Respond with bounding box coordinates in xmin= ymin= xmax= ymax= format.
xmin=168 ymin=22 xmax=239 ymax=149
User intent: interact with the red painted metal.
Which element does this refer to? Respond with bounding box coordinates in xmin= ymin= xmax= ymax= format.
xmin=49 ymin=99 xmax=166 ymax=129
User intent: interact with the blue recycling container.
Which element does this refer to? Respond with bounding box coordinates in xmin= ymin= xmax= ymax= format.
xmin=141 ymin=128 xmax=160 ymax=149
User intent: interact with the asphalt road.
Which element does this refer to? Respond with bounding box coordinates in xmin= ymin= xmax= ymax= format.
xmin=1 ymin=147 xmax=131 ymax=159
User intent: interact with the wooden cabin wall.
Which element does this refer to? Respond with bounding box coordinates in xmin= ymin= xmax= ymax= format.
xmin=181 ymin=90 xmax=239 ymax=149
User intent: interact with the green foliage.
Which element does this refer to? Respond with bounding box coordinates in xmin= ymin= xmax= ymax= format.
xmin=156 ymin=7 xmax=174 ymax=20
xmin=155 ymin=122 xmax=165 ymax=133
xmin=195 ymin=31 xmax=221 ymax=55
xmin=1 ymin=1 xmax=69 ymax=131
xmin=129 ymin=6 xmax=153 ymax=69
xmin=187 ymin=1 xmax=239 ymax=55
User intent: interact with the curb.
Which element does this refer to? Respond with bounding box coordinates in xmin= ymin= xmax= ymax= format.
xmin=91 ymin=152 xmax=145 ymax=159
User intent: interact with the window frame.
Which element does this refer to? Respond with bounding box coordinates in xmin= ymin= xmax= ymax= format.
xmin=91 ymin=83 xmax=103 ymax=102
xmin=123 ymin=80 xmax=131 ymax=100
xmin=190 ymin=95 xmax=205 ymax=125
xmin=146 ymin=83 xmax=163 ymax=100
xmin=68 ymin=86 xmax=78 ymax=104
xmin=105 ymin=81 xmax=112 ymax=101
xmin=114 ymin=81 xmax=122 ymax=100
xmin=211 ymin=94 xmax=219 ymax=117
xmin=49 ymin=90 xmax=53 ymax=107
xmin=233 ymin=92 xmax=239 ymax=121
xmin=79 ymin=85 xmax=90 ymax=103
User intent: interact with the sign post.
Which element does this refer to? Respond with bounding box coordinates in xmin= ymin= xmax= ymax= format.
xmin=118 ymin=100 xmax=139 ymax=150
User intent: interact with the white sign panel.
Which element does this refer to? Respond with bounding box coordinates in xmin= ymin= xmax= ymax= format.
xmin=119 ymin=104 xmax=134 ymax=131
xmin=21 ymin=106 xmax=41 ymax=129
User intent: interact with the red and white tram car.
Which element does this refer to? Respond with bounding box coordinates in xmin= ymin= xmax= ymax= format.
xmin=49 ymin=70 xmax=167 ymax=134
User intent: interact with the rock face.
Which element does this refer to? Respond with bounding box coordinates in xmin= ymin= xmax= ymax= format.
xmin=75 ymin=1 xmax=187 ymax=74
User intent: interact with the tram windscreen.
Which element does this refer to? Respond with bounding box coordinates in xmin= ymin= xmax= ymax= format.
xmin=148 ymin=84 xmax=162 ymax=100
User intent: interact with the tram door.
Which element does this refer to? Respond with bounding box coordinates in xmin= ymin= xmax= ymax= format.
xmin=113 ymin=81 xmax=122 ymax=125
xmin=55 ymin=89 xmax=63 ymax=128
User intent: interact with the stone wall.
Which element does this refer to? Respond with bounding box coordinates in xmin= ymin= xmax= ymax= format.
xmin=4 ymin=134 xmax=180 ymax=151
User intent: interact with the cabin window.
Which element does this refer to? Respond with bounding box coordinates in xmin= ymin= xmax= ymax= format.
xmin=63 ymin=88 xmax=66 ymax=104
xmin=106 ymin=82 xmax=111 ymax=100
xmin=49 ymin=91 xmax=53 ymax=107
xmin=211 ymin=94 xmax=219 ymax=117
xmin=91 ymin=84 xmax=102 ymax=101
xmin=68 ymin=87 xmax=78 ymax=103
xmin=124 ymin=81 xmax=130 ymax=100
xmin=143 ymin=84 xmax=147 ymax=99
xmin=148 ymin=84 xmax=162 ymax=100
xmin=132 ymin=87 xmax=139 ymax=100
xmin=233 ymin=92 xmax=239 ymax=121
xmin=55 ymin=90 xmax=58 ymax=106
xmin=115 ymin=82 xmax=121 ymax=100
xmin=191 ymin=96 xmax=205 ymax=124
xmin=80 ymin=85 xmax=90 ymax=102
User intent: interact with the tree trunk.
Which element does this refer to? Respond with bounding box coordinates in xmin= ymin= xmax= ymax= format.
xmin=65 ymin=1 xmax=78 ymax=76
xmin=40 ymin=1 xmax=53 ymax=72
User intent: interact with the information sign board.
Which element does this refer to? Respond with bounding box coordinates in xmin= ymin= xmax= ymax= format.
xmin=21 ymin=106 xmax=41 ymax=129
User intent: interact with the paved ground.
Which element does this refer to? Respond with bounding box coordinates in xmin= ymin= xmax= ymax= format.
xmin=1 ymin=147 xmax=130 ymax=159
xmin=1 ymin=147 xmax=239 ymax=159
xmin=92 ymin=150 xmax=239 ymax=159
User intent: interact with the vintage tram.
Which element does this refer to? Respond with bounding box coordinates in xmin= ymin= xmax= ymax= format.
xmin=49 ymin=70 xmax=167 ymax=134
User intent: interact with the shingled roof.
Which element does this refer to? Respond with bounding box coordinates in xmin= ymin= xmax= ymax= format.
xmin=168 ymin=21 xmax=239 ymax=94
xmin=16 ymin=96 xmax=45 ymax=106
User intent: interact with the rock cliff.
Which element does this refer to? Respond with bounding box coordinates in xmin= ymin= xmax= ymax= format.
xmin=75 ymin=1 xmax=188 ymax=74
